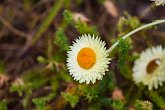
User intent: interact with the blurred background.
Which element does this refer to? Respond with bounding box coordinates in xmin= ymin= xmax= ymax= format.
xmin=0 ymin=0 xmax=165 ymax=110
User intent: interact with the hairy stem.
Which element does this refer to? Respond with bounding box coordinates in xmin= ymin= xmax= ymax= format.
xmin=107 ymin=19 xmax=165 ymax=53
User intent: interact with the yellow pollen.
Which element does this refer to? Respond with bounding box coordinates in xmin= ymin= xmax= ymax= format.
xmin=77 ymin=47 xmax=96 ymax=69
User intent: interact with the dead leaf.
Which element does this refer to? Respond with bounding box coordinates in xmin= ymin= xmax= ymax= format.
xmin=12 ymin=78 xmax=24 ymax=86
xmin=0 ymin=74 xmax=9 ymax=87
xmin=111 ymin=88 xmax=125 ymax=101
xmin=73 ymin=13 xmax=90 ymax=22
xmin=103 ymin=0 xmax=119 ymax=18
xmin=128 ymin=106 xmax=136 ymax=110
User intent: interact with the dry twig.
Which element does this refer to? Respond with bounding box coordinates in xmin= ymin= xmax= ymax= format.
xmin=0 ymin=16 xmax=29 ymax=38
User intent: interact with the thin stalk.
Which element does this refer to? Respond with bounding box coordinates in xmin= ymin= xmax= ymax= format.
xmin=107 ymin=19 xmax=165 ymax=53
xmin=31 ymin=0 xmax=65 ymax=45
xmin=19 ymin=0 xmax=65 ymax=57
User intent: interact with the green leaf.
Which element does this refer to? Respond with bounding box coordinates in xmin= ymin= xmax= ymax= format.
xmin=96 ymin=71 xmax=116 ymax=94
xmin=33 ymin=98 xmax=46 ymax=110
xmin=63 ymin=10 xmax=73 ymax=24
xmin=87 ymin=102 xmax=102 ymax=110
xmin=117 ymin=38 xmax=132 ymax=79
xmin=117 ymin=12 xmax=141 ymax=36
xmin=54 ymin=28 xmax=69 ymax=51
xmin=32 ymin=93 xmax=55 ymax=110
xmin=75 ymin=20 xmax=98 ymax=35
xmin=23 ymin=71 xmax=48 ymax=90
xmin=99 ymin=97 xmax=112 ymax=106
xmin=10 ymin=84 xmax=26 ymax=96
xmin=62 ymin=10 xmax=98 ymax=35
xmin=0 ymin=61 xmax=5 ymax=74
xmin=135 ymin=100 xmax=153 ymax=110
xmin=37 ymin=56 xmax=47 ymax=64
xmin=146 ymin=91 xmax=165 ymax=109
xmin=78 ymin=84 xmax=98 ymax=102
xmin=0 ymin=99 xmax=7 ymax=110
xmin=111 ymin=100 xmax=126 ymax=110
xmin=61 ymin=92 xmax=79 ymax=108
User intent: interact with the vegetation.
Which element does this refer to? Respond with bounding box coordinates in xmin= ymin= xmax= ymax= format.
xmin=0 ymin=0 xmax=165 ymax=110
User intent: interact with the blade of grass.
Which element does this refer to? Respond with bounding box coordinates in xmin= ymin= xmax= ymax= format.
xmin=32 ymin=0 xmax=65 ymax=45
xmin=20 ymin=0 xmax=65 ymax=56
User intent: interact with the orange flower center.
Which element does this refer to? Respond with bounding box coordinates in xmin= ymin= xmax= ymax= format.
xmin=146 ymin=59 xmax=160 ymax=74
xmin=77 ymin=47 xmax=96 ymax=69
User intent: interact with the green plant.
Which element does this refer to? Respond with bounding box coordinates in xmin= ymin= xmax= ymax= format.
xmin=0 ymin=100 xmax=7 ymax=110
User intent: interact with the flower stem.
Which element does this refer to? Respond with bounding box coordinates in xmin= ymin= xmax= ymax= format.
xmin=107 ymin=19 xmax=165 ymax=53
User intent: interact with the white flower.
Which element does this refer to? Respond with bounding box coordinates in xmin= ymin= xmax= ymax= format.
xmin=133 ymin=45 xmax=165 ymax=90
xmin=151 ymin=0 xmax=165 ymax=6
xmin=66 ymin=34 xmax=111 ymax=84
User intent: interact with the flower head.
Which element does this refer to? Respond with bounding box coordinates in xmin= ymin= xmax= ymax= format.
xmin=133 ymin=45 xmax=165 ymax=90
xmin=66 ymin=34 xmax=111 ymax=84
xmin=151 ymin=0 xmax=165 ymax=6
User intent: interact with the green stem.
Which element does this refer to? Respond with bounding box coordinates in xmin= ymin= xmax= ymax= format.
xmin=107 ymin=19 xmax=165 ymax=53
xmin=31 ymin=0 xmax=65 ymax=45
